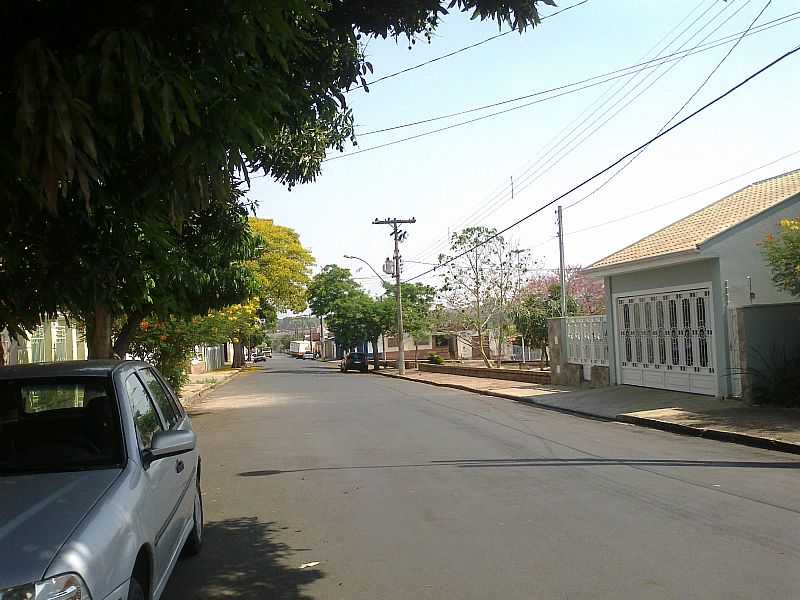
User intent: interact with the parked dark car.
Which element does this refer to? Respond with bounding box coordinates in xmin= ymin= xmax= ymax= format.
xmin=340 ymin=352 xmax=369 ymax=373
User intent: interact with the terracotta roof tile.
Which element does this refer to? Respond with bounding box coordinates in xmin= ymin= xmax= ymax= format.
xmin=590 ymin=168 xmax=800 ymax=269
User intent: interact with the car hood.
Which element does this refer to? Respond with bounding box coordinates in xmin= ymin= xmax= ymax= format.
xmin=0 ymin=469 xmax=121 ymax=589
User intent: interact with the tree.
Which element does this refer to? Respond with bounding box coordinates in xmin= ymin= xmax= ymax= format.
xmin=384 ymin=283 xmax=437 ymax=367
xmin=438 ymin=227 xmax=528 ymax=367
xmin=2 ymin=1 xmax=551 ymax=353
xmin=525 ymin=267 xmax=605 ymax=315
xmin=512 ymin=283 xmax=580 ymax=362
xmin=763 ymin=218 xmax=800 ymax=297
xmin=1 ymin=191 xmax=258 ymax=358
xmin=207 ymin=219 xmax=313 ymax=367
xmin=308 ymin=265 xmax=361 ymax=317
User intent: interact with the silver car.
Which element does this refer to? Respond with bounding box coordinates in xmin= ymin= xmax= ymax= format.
xmin=0 ymin=360 xmax=203 ymax=600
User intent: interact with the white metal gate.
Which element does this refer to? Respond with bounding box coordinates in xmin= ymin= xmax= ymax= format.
xmin=616 ymin=286 xmax=717 ymax=396
xmin=566 ymin=315 xmax=608 ymax=380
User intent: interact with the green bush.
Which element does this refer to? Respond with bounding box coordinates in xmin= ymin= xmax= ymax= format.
xmin=128 ymin=317 xmax=198 ymax=392
xmin=427 ymin=353 xmax=444 ymax=365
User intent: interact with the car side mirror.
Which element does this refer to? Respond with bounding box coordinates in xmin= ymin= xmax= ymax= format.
xmin=145 ymin=429 xmax=196 ymax=464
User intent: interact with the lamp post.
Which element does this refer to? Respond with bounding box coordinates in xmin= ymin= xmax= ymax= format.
xmin=343 ymin=255 xmax=389 ymax=365
xmin=343 ymin=255 xmax=388 ymax=284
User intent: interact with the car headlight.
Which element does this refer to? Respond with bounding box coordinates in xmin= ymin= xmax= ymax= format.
xmin=0 ymin=574 xmax=91 ymax=600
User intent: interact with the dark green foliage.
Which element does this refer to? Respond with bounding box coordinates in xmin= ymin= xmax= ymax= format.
xmin=745 ymin=346 xmax=800 ymax=407
xmin=427 ymin=353 xmax=445 ymax=365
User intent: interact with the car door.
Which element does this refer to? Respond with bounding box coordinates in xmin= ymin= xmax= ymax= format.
xmin=139 ymin=368 xmax=197 ymax=559
xmin=124 ymin=372 xmax=182 ymax=586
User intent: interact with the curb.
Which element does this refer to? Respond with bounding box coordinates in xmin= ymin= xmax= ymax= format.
xmin=373 ymin=371 xmax=800 ymax=456
xmin=372 ymin=370 xmax=612 ymax=422
xmin=617 ymin=414 xmax=800 ymax=455
xmin=180 ymin=368 xmax=245 ymax=409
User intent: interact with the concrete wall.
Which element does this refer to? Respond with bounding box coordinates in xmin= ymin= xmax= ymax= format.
xmin=419 ymin=362 xmax=551 ymax=385
xmin=703 ymin=194 xmax=800 ymax=308
xmin=737 ymin=303 xmax=800 ymax=400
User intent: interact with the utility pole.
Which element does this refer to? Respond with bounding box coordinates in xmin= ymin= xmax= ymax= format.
xmin=374 ymin=217 xmax=416 ymax=374
xmin=557 ymin=206 xmax=567 ymax=318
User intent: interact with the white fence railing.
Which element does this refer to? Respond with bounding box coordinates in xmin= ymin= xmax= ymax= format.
xmin=566 ymin=315 xmax=609 ymax=380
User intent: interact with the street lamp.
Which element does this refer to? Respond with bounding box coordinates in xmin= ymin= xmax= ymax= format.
xmin=343 ymin=255 xmax=388 ymax=366
xmin=343 ymin=255 xmax=388 ymax=284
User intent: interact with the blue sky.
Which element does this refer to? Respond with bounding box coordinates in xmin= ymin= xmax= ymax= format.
xmin=253 ymin=0 xmax=800 ymax=300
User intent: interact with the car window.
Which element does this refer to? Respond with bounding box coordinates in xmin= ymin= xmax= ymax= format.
xmin=126 ymin=374 xmax=163 ymax=450
xmin=0 ymin=377 xmax=124 ymax=474
xmin=139 ymin=369 xmax=179 ymax=428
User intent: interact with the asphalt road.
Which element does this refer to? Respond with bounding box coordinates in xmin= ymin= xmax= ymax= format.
xmin=164 ymin=356 xmax=800 ymax=600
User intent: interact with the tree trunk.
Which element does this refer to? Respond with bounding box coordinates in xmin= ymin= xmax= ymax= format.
xmin=232 ymin=341 xmax=245 ymax=368
xmin=0 ymin=340 xmax=5 ymax=367
xmin=414 ymin=343 xmax=418 ymax=369
xmin=112 ymin=311 xmax=144 ymax=358
xmin=86 ymin=304 xmax=114 ymax=359
xmin=477 ymin=326 xmax=492 ymax=368
xmin=371 ymin=338 xmax=380 ymax=370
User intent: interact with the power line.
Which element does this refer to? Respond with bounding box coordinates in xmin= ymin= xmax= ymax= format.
xmin=407 ymin=1 xmax=750 ymax=264
xmin=356 ymin=4 xmax=797 ymax=138
xmin=563 ymin=148 xmax=800 ymax=237
xmin=345 ymin=1 xmax=589 ymax=94
xmin=405 ymin=0 xmax=712 ymax=264
xmin=329 ymin=4 xmax=793 ymax=162
xmin=403 ymin=43 xmax=800 ymax=283
xmin=504 ymin=0 xmax=748 ymax=208
xmin=563 ymin=0 xmax=773 ymax=212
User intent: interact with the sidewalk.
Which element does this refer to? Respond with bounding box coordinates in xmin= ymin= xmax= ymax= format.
xmin=180 ymin=367 xmax=243 ymax=407
xmin=374 ymin=368 xmax=800 ymax=454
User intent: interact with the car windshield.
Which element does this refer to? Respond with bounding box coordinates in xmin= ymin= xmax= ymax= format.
xmin=0 ymin=377 xmax=124 ymax=475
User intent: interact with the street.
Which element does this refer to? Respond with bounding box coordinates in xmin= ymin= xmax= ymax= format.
xmin=165 ymin=356 xmax=800 ymax=600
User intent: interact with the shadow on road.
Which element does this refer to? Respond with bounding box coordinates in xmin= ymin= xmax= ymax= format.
xmin=258 ymin=369 xmax=343 ymax=377
xmin=163 ymin=517 xmax=323 ymax=600
xmin=237 ymin=457 xmax=800 ymax=477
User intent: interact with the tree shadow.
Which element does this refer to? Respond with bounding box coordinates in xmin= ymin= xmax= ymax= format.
xmin=163 ymin=517 xmax=323 ymax=599
xmin=237 ymin=457 xmax=800 ymax=477
xmin=257 ymin=369 xmax=342 ymax=377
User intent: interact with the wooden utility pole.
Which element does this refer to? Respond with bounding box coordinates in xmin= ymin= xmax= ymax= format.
xmin=373 ymin=217 xmax=416 ymax=375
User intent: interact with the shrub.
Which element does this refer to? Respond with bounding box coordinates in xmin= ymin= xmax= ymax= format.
xmin=427 ymin=353 xmax=444 ymax=365
xmin=744 ymin=346 xmax=800 ymax=407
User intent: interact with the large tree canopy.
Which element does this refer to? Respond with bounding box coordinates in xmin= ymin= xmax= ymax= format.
xmin=2 ymin=1 xmax=552 ymax=215
xmin=1 ymin=1 xmax=551 ymax=356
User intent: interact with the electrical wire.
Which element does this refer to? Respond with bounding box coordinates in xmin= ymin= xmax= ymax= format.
xmin=407 ymin=1 xmax=738 ymax=264
xmin=403 ymin=43 xmax=800 ymax=284
xmin=405 ymin=0 xmax=713 ymax=263
xmin=345 ymin=1 xmax=590 ymax=94
xmin=563 ymin=148 xmax=800 ymax=238
xmin=562 ymin=0 xmax=773 ymax=212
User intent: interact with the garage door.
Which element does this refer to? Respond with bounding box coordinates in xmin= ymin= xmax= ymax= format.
xmin=616 ymin=287 xmax=717 ymax=396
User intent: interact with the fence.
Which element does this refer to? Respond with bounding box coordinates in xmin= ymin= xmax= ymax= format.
xmin=510 ymin=345 xmax=542 ymax=362
xmin=203 ymin=345 xmax=225 ymax=372
xmin=565 ymin=315 xmax=609 ymax=380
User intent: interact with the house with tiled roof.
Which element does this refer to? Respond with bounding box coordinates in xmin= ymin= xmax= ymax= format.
xmin=585 ymin=168 xmax=800 ymax=398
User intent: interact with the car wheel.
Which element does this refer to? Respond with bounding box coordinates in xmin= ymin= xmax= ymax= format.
xmin=128 ymin=577 xmax=146 ymax=600
xmin=184 ymin=475 xmax=203 ymax=556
